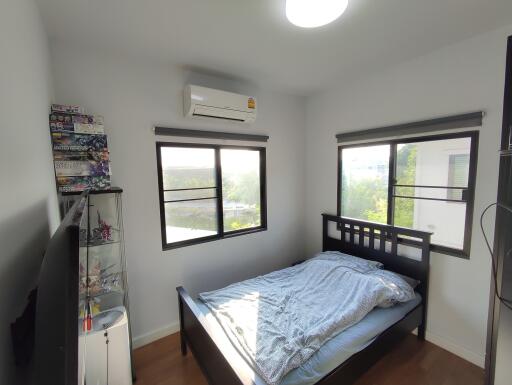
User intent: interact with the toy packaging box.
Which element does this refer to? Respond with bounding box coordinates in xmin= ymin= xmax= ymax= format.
xmin=52 ymin=132 xmax=108 ymax=152
xmin=54 ymin=160 xmax=111 ymax=177
xmin=57 ymin=176 xmax=111 ymax=193
xmin=49 ymin=104 xmax=112 ymax=192
xmin=53 ymin=151 xmax=110 ymax=162
xmin=51 ymin=103 xmax=85 ymax=115
xmin=50 ymin=121 xmax=105 ymax=135
xmin=50 ymin=112 xmax=104 ymax=125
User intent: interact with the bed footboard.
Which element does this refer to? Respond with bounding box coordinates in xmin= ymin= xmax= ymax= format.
xmin=177 ymin=287 xmax=423 ymax=385
xmin=177 ymin=286 xmax=251 ymax=385
xmin=320 ymin=304 xmax=423 ymax=385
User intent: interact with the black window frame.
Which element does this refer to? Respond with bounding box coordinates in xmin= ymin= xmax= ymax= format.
xmin=156 ymin=142 xmax=267 ymax=250
xmin=337 ymin=131 xmax=479 ymax=259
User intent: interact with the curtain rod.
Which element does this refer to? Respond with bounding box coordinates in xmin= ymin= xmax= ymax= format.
xmin=154 ymin=127 xmax=269 ymax=142
xmin=336 ymin=111 xmax=484 ymax=143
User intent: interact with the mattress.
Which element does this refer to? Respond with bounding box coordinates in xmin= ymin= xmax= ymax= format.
xmin=194 ymin=293 xmax=422 ymax=385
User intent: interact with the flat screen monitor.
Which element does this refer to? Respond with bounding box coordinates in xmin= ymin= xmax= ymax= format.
xmin=33 ymin=194 xmax=87 ymax=385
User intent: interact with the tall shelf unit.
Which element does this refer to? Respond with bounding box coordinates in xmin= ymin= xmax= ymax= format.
xmin=63 ymin=188 xmax=134 ymax=385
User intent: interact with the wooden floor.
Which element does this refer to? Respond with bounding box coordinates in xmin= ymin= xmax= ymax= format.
xmin=133 ymin=333 xmax=484 ymax=385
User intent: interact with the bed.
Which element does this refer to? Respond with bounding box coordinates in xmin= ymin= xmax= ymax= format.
xmin=176 ymin=214 xmax=431 ymax=385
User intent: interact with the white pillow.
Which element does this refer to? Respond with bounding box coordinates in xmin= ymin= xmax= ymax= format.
xmin=312 ymin=251 xmax=383 ymax=271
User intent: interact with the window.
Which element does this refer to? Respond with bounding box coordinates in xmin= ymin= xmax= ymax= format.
xmin=156 ymin=143 xmax=266 ymax=249
xmin=338 ymin=132 xmax=479 ymax=258
xmin=341 ymin=144 xmax=390 ymax=224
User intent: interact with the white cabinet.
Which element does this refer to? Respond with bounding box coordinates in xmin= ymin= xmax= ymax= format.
xmin=82 ymin=307 xmax=132 ymax=385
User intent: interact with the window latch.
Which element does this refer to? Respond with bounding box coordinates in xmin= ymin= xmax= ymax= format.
xmin=461 ymin=189 xmax=469 ymax=202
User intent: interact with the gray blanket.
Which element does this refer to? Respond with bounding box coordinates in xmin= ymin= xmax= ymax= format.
xmin=199 ymin=252 xmax=415 ymax=385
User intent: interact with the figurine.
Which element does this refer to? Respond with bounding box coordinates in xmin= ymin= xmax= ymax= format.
xmin=90 ymin=210 xmax=113 ymax=244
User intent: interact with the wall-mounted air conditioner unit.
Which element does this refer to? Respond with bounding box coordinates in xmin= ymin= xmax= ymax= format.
xmin=184 ymin=85 xmax=257 ymax=123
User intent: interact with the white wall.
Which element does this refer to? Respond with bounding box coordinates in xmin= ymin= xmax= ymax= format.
xmin=49 ymin=42 xmax=307 ymax=346
xmin=0 ymin=0 xmax=58 ymax=383
xmin=305 ymin=24 xmax=512 ymax=367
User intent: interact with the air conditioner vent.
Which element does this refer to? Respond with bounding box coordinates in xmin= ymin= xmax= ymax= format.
xmin=192 ymin=113 xmax=245 ymax=122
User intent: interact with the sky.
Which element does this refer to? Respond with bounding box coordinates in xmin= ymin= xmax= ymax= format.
xmin=161 ymin=147 xmax=260 ymax=173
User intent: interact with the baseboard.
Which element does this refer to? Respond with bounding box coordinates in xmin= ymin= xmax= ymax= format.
xmin=416 ymin=329 xmax=485 ymax=368
xmin=132 ymin=321 xmax=180 ymax=349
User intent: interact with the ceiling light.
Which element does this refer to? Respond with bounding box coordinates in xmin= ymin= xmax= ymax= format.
xmin=286 ymin=0 xmax=348 ymax=28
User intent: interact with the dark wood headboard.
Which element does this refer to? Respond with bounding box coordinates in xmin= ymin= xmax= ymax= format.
xmin=322 ymin=213 xmax=431 ymax=335
xmin=322 ymin=213 xmax=431 ymax=282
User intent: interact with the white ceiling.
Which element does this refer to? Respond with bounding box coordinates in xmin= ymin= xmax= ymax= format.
xmin=36 ymin=0 xmax=512 ymax=96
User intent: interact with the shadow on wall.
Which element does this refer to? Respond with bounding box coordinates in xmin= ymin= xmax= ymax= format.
xmin=180 ymin=247 xmax=293 ymax=299
xmin=0 ymin=200 xmax=51 ymax=385
xmin=182 ymin=65 xmax=260 ymax=93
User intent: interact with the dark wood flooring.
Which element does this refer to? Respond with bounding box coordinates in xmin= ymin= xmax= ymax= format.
xmin=133 ymin=333 xmax=484 ymax=385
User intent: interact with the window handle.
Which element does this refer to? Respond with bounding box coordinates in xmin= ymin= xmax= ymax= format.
xmin=461 ymin=189 xmax=469 ymax=202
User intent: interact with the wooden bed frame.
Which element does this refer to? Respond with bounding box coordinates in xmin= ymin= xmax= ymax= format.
xmin=176 ymin=214 xmax=431 ymax=385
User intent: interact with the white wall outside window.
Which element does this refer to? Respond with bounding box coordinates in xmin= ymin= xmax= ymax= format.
xmin=413 ymin=138 xmax=471 ymax=249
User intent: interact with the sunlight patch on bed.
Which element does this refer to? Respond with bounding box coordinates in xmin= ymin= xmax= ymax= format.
xmin=218 ymin=291 xmax=261 ymax=353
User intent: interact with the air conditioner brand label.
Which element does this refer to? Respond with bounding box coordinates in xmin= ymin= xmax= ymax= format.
xmin=248 ymin=98 xmax=256 ymax=109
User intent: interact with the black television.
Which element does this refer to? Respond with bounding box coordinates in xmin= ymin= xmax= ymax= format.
xmin=33 ymin=193 xmax=87 ymax=385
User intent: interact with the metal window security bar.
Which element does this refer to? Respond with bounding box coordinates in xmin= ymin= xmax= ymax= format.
xmin=392 ymin=186 xmax=468 ymax=203
xmin=163 ymin=187 xmax=218 ymax=203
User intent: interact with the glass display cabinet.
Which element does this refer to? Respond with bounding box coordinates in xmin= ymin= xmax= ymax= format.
xmin=62 ymin=188 xmax=134 ymax=385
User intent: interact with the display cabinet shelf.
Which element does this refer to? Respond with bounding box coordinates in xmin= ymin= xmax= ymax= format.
xmin=64 ymin=188 xmax=135 ymax=384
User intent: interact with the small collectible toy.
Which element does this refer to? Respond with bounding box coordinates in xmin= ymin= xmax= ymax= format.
xmin=90 ymin=211 xmax=113 ymax=244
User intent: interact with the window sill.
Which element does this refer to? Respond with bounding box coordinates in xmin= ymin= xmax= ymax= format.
xmin=162 ymin=226 xmax=267 ymax=251
xmin=429 ymin=243 xmax=469 ymax=259
xmin=398 ymin=236 xmax=470 ymax=259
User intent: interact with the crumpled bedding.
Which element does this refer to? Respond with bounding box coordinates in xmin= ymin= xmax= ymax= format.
xmin=199 ymin=252 xmax=415 ymax=385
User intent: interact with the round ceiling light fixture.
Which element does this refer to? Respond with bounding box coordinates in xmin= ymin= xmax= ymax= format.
xmin=286 ymin=0 xmax=349 ymax=28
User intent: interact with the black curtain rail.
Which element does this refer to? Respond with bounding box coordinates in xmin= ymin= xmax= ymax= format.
xmin=154 ymin=127 xmax=269 ymax=142
xmin=337 ymin=111 xmax=484 ymax=143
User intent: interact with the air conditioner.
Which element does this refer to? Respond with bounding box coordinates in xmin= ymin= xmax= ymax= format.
xmin=184 ymin=85 xmax=257 ymax=123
